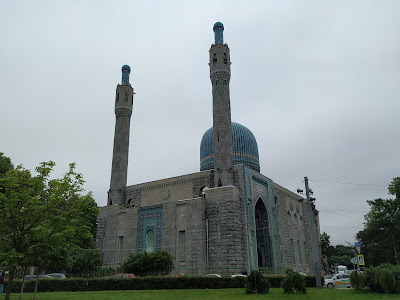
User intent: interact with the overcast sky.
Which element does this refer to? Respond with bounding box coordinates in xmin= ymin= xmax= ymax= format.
xmin=1 ymin=0 xmax=399 ymax=246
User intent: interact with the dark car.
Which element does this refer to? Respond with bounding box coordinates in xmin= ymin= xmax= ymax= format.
xmin=112 ymin=273 xmax=135 ymax=278
xmin=45 ymin=273 xmax=66 ymax=279
xmin=24 ymin=275 xmax=52 ymax=281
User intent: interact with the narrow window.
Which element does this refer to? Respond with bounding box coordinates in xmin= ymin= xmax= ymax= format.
xmin=116 ymin=93 xmax=119 ymax=102
xmin=118 ymin=236 xmax=124 ymax=263
xmin=287 ymin=211 xmax=291 ymax=224
xmin=218 ymin=178 xmax=222 ymax=187
xmin=297 ymin=240 xmax=302 ymax=263
xmin=291 ymin=239 xmax=295 ymax=263
xmin=304 ymin=241 xmax=308 ymax=263
xmin=146 ymin=229 xmax=154 ymax=252
xmin=178 ymin=230 xmax=185 ymax=262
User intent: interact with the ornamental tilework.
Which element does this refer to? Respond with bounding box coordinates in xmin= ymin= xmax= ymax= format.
xmin=200 ymin=122 xmax=260 ymax=172
xmin=137 ymin=205 xmax=163 ymax=252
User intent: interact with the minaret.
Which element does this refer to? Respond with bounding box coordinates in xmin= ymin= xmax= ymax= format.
xmin=108 ymin=65 xmax=134 ymax=205
xmin=209 ymin=22 xmax=234 ymax=187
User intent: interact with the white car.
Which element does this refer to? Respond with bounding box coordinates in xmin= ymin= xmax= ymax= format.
xmin=324 ymin=273 xmax=351 ymax=288
xmin=206 ymin=274 xmax=221 ymax=278
xmin=230 ymin=274 xmax=246 ymax=278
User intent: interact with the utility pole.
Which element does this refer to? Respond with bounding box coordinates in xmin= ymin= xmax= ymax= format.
xmin=304 ymin=176 xmax=322 ymax=288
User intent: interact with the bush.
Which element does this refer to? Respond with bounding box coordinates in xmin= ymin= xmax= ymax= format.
xmin=121 ymin=250 xmax=173 ymax=276
xmin=375 ymin=268 xmax=396 ymax=294
xmin=245 ymin=270 xmax=270 ymax=294
xmin=350 ymin=271 xmax=366 ymax=291
xmin=281 ymin=269 xmax=306 ymax=294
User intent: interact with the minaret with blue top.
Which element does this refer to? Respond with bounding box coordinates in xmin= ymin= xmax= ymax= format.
xmin=108 ymin=65 xmax=134 ymax=205
xmin=209 ymin=22 xmax=234 ymax=187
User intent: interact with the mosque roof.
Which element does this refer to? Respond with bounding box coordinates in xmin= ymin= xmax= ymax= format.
xmin=200 ymin=122 xmax=260 ymax=172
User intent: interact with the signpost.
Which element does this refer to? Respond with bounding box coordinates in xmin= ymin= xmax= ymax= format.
xmin=357 ymin=255 xmax=365 ymax=266
xmin=355 ymin=242 xmax=361 ymax=254
xmin=355 ymin=242 xmax=362 ymax=273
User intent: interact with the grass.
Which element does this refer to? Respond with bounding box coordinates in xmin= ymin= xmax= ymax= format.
xmin=6 ymin=288 xmax=400 ymax=300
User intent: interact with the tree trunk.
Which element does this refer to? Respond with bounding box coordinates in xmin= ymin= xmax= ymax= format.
xmin=19 ymin=268 xmax=26 ymax=300
xmin=33 ymin=271 xmax=40 ymax=300
xmin=5 ymin=268 xmax=15 ymax=300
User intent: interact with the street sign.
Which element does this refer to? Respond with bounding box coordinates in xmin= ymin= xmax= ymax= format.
xmin=357 ymin=255 xmax=365 ymax=266
xmin=350 ymin=257 xmax=357 ymax=264
xmin=355 ymin=242 xmax=361 ymax=254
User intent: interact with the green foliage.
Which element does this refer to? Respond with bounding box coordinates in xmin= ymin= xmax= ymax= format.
xmin=356 ymin=178 xmax=400 ymax=266
xmin=280 ymin=269 xmax=306 ymax=294
xmin=0 ymin=161 xmax=99 ymax=299
xmin=363 ymin=264 xmax=400 ymax=294
xmin=375 ymin=267 xmax=396 ymax=294
xmin=0 ymin=152 xmax=13 ymax=178
xmin=350 ymin=271 xmax=366 ymax=291
xmin=388 ymin=177 xmax=400 ymax=199
xmin=244 ymin=270 xmax=270 ymax=294
xmin=6 ymin=275 xmax=322 ymax=293
xmin=121 ymin=250 xmax=174 ymax=276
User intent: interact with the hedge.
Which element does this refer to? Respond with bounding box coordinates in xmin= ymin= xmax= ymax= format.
xmin=7 ymin=275 xmax=322 ymax=293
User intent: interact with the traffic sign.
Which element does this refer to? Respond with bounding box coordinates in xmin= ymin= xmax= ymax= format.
xmin=350 ymin=257 xmax=357 ymax=264
xmin=355 ymin=242 xmax=361 ymax=254
xmin=357 ymin=255 xmax=365 ymax=266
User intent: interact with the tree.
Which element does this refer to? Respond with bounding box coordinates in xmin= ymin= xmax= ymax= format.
xmin=121 ymin=250 xmax=174 ymax=276
xmin=0 ymin=153 xmax=13 ymax=178
xmin=0 ymin=161 xmax=100 ymax=300
xmin=356 ymin=177 xmax=400 ymax=267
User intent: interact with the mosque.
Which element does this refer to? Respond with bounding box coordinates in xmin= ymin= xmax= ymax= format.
xmin=96 ymin=22 xmax=321 ymax=275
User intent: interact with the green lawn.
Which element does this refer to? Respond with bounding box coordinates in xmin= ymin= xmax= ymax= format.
xmin=7 ymin=288 xmax=400 ymax=300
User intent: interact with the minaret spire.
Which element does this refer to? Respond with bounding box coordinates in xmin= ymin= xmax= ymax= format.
xmin=108 ymin=65 xmax=134 ymax=205
xmin=209 ymin=22 xmax=234 ymax=187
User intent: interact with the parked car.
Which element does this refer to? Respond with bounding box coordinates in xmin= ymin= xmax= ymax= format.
xmin=113 ymin=273 xmax=135 ymax=278
xmin=45 ymin=273 xmax=66 ymax=279
xmin=324 ymin=273 xmax=351 ymax=288
xmin=164 ymin=274 xmax=179 ymax=278
xmin=230 ymin=274 xmax=246 ymax=278
xmin=24 ymin=275 xmax=52 ymax=281
xmin=206 ymin=274 xmax=221 ymax=278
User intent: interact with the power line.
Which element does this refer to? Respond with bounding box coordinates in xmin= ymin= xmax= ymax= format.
xmin=318 ymin=210 xmax=365 ymax=220
xmin=309 ymin=179 xmax=387 ymax=187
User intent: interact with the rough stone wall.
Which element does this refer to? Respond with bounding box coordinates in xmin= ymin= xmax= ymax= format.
xmin=209 ymin=43 xmax=234 ymax=187
xmin=109 ymin=83 xmax=134 ymax=205
xmin=162 ymin=197 xmax=207 ymax=275
xmin=98 ymin=205 xmax=139 ymax=265
xmin=274 ymin=184 xmax=316 ymax=273
xmin=205 ymin=185 xmax=246 ymax=273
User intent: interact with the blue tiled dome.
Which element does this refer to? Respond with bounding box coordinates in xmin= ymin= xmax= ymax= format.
xmin=213 ymin=22 xmax=224 ymax=31
xmin=200 ymin=122 xmax=260 ymax=172
xmin=122 ymin=65 xmax=131 ymax=72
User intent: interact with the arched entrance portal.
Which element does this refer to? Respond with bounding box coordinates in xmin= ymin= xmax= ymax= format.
xmin=255 ymin=198 xmax=273 ymax=268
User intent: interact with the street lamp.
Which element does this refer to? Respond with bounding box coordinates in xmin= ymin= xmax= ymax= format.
xmin=298 ymin=177 xmax=322 ymax=288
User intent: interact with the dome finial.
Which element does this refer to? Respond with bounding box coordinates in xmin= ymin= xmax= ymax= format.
xmin=121 ymin=65 xmax=131 ymax=85
xmin=213 ymin=22 xmax=224 ymax=45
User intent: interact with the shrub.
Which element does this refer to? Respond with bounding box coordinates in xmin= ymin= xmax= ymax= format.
xmin=281 ymin=269 xmax=306 ymax=294
xmin=350 ymin=271 xmax=366 ymax=291
xmin=375 ymin=268 xmax=396 ymax=294
xmin=245 ymin=270 xmax=270 ymax=294
xmin=121 ymin=250 xmax=173 ymax=276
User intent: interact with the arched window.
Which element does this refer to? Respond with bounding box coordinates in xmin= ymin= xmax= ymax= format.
xmin=146 ymin=229 xmax=154 ymax=252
